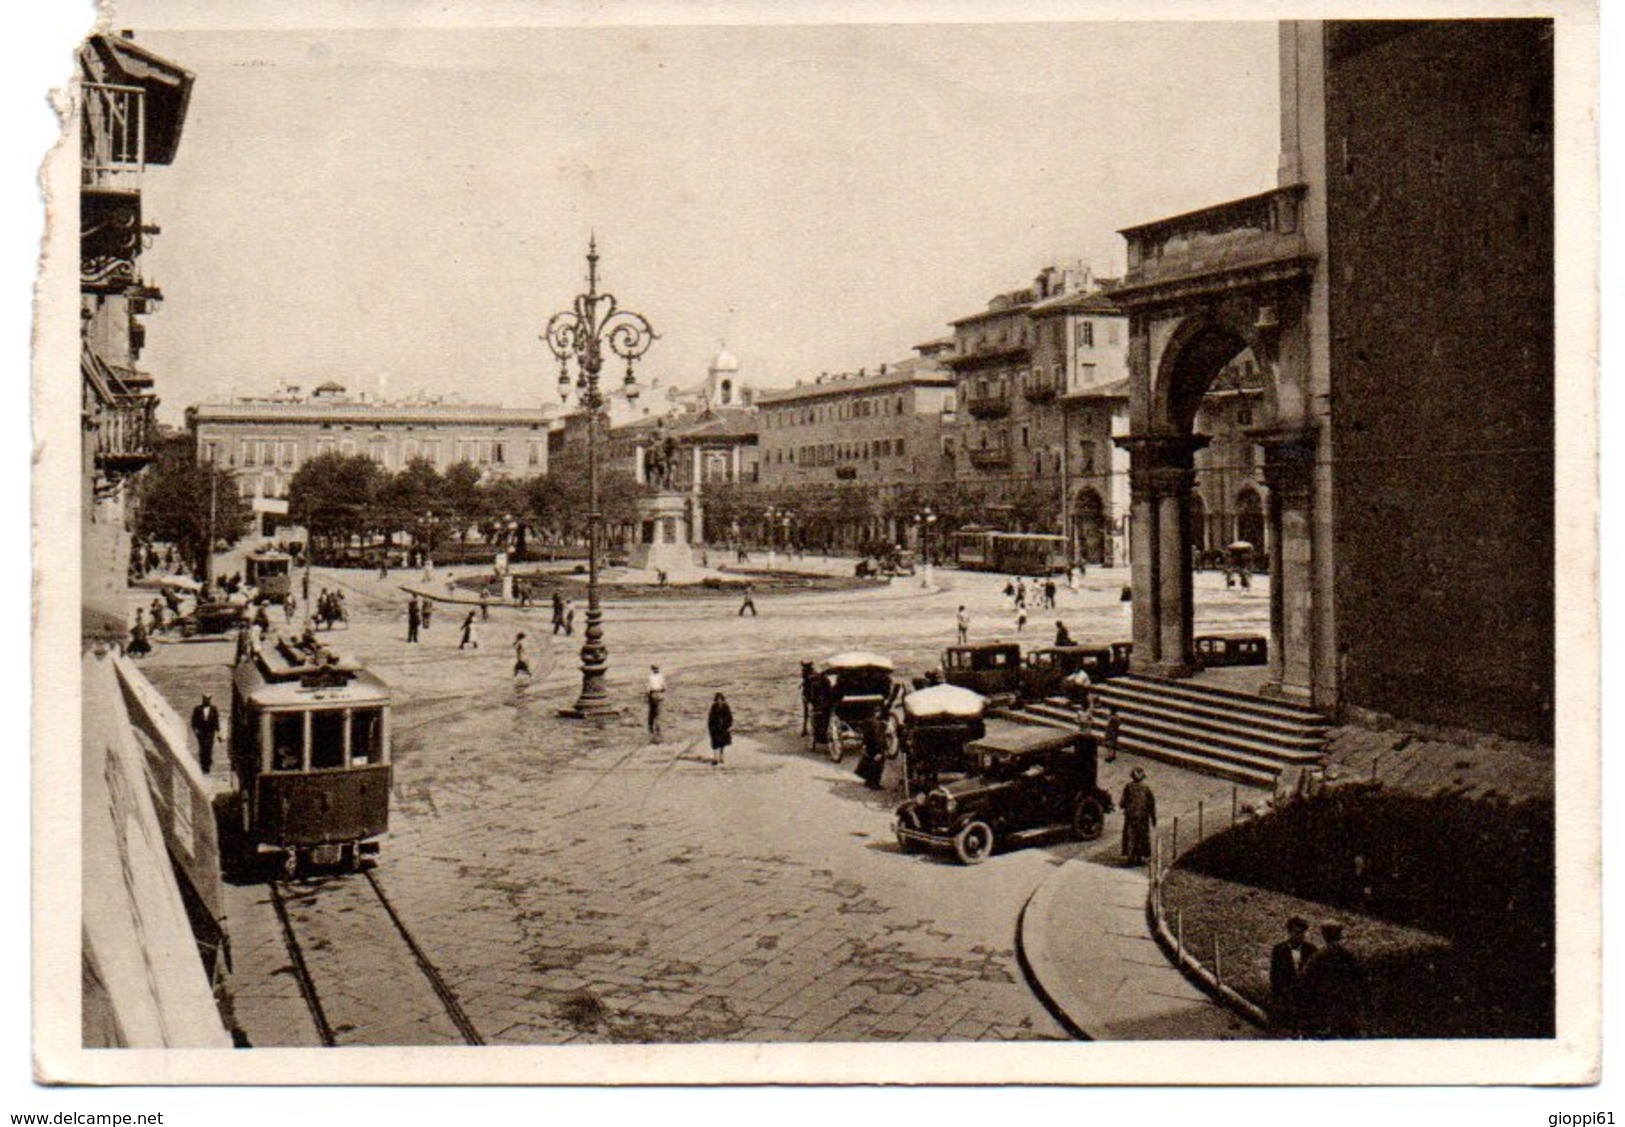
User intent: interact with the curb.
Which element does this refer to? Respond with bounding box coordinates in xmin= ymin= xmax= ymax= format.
xmin=1146 ymin=892 xmax=1271 ymax=1029
xmin=1014 ymin=862 xmax=1094 ymax=1041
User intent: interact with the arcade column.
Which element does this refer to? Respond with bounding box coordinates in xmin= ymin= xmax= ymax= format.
xmin=1120 ymin=433 xmax=1208 ymax=678
xmin=1258 ymin=428 xmax=1317 ymax=700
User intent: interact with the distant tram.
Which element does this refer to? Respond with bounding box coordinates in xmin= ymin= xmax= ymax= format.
xmin=230 ymin=633 xmax=391 ymax=877
xmin=245 ymin=548 xmax=294 ymax=603
xmin=950 ymin=530 xmax=1068 ymax=575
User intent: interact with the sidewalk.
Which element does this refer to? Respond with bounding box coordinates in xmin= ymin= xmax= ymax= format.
xmin=1018 ymin=831 xmax=1263 ymax=1041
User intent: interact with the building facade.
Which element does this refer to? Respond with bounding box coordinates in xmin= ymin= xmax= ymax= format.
xmin=945 ymin=267 xmax=1131 ymax=564
xmin=189 ymin=383 xmax=557 ymax=500
xmin=80 ymin=32 xmax=194 ymax=632
xmin=751 ymin=357 xmax=956 ymax=551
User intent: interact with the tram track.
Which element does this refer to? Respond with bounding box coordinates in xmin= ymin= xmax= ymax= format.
xmin=269 ymin=867 xmax=483 ymax=1047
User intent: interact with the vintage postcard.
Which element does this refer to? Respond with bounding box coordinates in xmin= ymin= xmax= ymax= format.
xmin=32 ymin=0 xmax=1599 ymax=1086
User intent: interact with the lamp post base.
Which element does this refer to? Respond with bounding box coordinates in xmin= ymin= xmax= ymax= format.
xmin=558 ymin=702 xmax=621 ymax=721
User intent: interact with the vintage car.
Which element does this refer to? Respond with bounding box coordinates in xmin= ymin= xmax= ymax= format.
xmin=810 ymin=651 xmax=899 ymax=763
xmin=1020 ymin=644 xmax=1116 ymax=702
xmin=894 ymin=720 xmax=1112 ymax=864
xmin=898 ymin=683 xmax=987 ymax=792
xmin=938 ymin=642 xmax=1023 ymax=700
xmin=181 ymin=600 xmax=248 ymax=638
xmin=1193 ymin=632 xmax=1268 ymax=667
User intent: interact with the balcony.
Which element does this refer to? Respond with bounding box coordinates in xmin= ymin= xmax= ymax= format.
xmin=964 ymin=391 xmax=1012 ymax=419
xmin=83 ymin=83 xmax=146 ymax=194
xmin=967 ymin=446 xmax=1012 ymax=470
xmin=1022 ymin=372 xmax=1062 ymax=403
xmin=94 ymin=393 xmax=158 ymax=475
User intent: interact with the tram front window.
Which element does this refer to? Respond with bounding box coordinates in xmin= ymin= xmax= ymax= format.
xmin=270 ymin=712 xmax=303 ymax=772
xmin=351 ymin=708 xmax=384 ymax=766
xmin=311 ymin=710 xmax=346 ymax=770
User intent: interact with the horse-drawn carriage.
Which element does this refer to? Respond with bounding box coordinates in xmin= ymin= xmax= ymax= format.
xmin=898 ymin=683 xmax=987 ymax=794
xmin=806 ymin=651 xmax=900 ymax=764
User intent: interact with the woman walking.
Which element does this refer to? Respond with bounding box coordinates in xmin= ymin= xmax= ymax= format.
xmin=707 ymin=692 xmax=734 ymax=766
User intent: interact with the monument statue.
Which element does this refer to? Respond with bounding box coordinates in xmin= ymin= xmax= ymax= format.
xmin=645 ymin=425 xmax=680 ymax=491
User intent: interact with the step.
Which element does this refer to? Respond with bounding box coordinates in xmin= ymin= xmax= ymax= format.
xmin=1120 ymin=711 xmax=1326 ymax=764
xmin=1086 ymin=692 xmax=1328 ymax=753
xmin=1091 ymin=680 xmax=1330 ymax=739
xmin=1104 ymin=713 xmax=1321 ymax=773
xmin=1112 ymin=734 xmax=1278 ymax=789
xmin=1119 ymin=674 xmax=1330 ymax=725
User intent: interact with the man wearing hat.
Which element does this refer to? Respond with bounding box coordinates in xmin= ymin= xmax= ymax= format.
xmin=190 ymin=693 xmax=221 ymax=775
xmin=1269 ymin=915 xmax=1319 ymax=1034
xmin=1119 ymin=765 xmax=1157 ymax=863
xmin=1296 ymin=920 xmax=1367 ymax=1037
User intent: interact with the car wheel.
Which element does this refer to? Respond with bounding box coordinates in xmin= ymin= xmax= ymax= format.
xmin=1073 ymin=796 xmax=1105 ymax=841
xmin=953 ymin=820 xmax=995 ymax=865
xmin=894 ymin=822 xmax=919 ymax=854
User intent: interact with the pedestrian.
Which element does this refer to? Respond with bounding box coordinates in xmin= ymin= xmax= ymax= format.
xmin=799 ymin=660 xmax=818 ymax=736
xmin=738 ymin=583 xmax=758 ymax=617
xmin=421 ymin=597 xmax=433 ymax=632
xmin=1003 ymin=577 xmax=1015 ymax=601
xmin=1100 ymin=705 xmax=1121 ymax=762
xmin=563 ymin=598 xmax=576 ymax=636
xmin=707 ymin=692 xmax=733 ymax=766
xmin=479 ymin=588 xmax=490 ymax=622
xmin=854 ymin=714 xmax=888 ymax=790
xmin=1054 ymin=620 xmax=1075 ymax=647
xmin=283 ymin=592 xmax=296 ymax=623
xmin=407 ymin=595 xmax=421 ymax=643
xmin=1014 ymin=579 xmax=1027 ymax=609
xmin=956 ymin=605 xmax=970 ymax=645
xmin=302 ymin=570 xmax=311 ymax=604
xmin=1296 ymin=920 xmax=1367 ymax=1038
xmin=1119 ymin=766 xmax=1156 ymax=864
xmin=1015 ymin=606 xmax=1027 ymax=633
xmin=190 ymin=693 xmax=221 ymax=775
xmin=459 ymin=610 xmax=477 ymax=650
xmin=127 ymin=616 xmax=151 ymax=658
xmin=512 ymin=632 xmax=532 ymax=681
xmin=1044 ymin=578 xmax=1057 ymax=609
xmin=1270 ymin=915 xmax=1319 ymax=1035
xmin=551 ymin=591 xmax=565 ymax=635
xmin=378 ymin=556 xmax=389 ymax=580
xmin=1068 ymin=566 xmax=1080 ymax=593
xmin=646 ymin=664 xmax=666 ymax=742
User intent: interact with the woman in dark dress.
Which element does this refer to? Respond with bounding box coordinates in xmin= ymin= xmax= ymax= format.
xmin=707 ymin=693 xmax=734 ymax=767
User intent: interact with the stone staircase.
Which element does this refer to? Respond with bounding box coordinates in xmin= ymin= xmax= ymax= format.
xmin=1005 ymin=674 xmax=1331 ymax=788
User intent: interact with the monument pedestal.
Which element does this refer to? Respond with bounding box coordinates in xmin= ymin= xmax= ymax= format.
xmin=630 ymin=492 xmax=701 ymax=580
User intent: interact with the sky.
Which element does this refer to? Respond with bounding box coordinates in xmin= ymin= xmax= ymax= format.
xmin=117 ymin=15 xmax=1280 ymax=421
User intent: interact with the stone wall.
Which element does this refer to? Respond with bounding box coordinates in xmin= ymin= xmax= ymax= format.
xmin=1324 ymin=20 xmax=1555 ymax=742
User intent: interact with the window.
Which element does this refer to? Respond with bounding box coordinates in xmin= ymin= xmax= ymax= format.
xmin=202 ymin=441 xmax=219 ymax=464
xmin=494 ymin=441 xmax=507 ymax=465
xmin=528 ymin=442 xmax=541 ymax=467
xmin=311 ymin=710 xmax=346 ymax=770
xmin=351 ymin=708 xmax=385 ymax=766
xmin=423 ymin=440 xmax=440 ymax=466
xmin=281 ymin=441 xmax=297 ymax=468
xmin=1238 ymin=406 xmax=1254 ymax=427
xmin=1021 ymin=426 xmax=1030 ymax=448
xmin=1079 ymin=362 xmax=1097 ymax=388
xmin=1079 ymin=441 xmax=1096 ymax=473
xmin=315 ymin=437 xmax=336 ymax=457
xmin=1107 ymin=321 xmax=1121 ymax=345
xmin=1079 ymin=321 xmax=1095 ymax=348
xmin=269 ymin=712 xmax=305 ymax=772
xmin=242 ymin=441 xmax=257 ymax=467
xmin=339 ymin=439 xmax=356 ymax=456
xmin=896 ymin=438 xmax=905 ymax=457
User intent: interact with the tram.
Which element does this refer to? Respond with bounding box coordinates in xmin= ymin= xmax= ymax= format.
xmin=229 ymin=632 xmax=391 ymax=877
xmin=245 ymin=548 xmax=294 ymax=603
xmin=949 ymin=530 xmax=1068 ymax=575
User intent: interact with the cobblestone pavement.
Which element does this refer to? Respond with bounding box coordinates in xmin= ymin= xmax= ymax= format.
xmin=141 ymin=562 xmax=1268 ymax=1046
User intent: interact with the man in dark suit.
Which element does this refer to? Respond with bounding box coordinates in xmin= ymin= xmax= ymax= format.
xmin=1269 ymin=915 xmax=1318 ymax=1034
xmin=190 ymin=693 xmax=221 ymax=775
xmin=1297 ymin=920 xmax=1367 ymax=1038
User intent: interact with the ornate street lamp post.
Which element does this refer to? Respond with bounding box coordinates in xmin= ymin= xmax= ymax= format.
xmin=914 ymin=506 xmax=938 ymax=587
xmin=542 ymin=237 xmax=657 ymax=719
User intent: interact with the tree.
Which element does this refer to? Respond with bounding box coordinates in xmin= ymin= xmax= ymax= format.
xmin=134 ymin=436 xmax=253 ymax=575
xmin=287 ymin=452 xmax=385 ymax=550
xmin=439 ymin=461 xmax=485 ymax=541
xmin=378 ymin=456 xmax=443 ymax=547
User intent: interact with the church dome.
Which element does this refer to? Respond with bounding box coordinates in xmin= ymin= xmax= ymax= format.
xmin=709 ymin=347 xmax=739 ymax=373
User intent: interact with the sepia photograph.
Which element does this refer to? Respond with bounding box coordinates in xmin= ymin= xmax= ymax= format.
xmin=30 ymin=0 xmax=1599 ymax=1089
